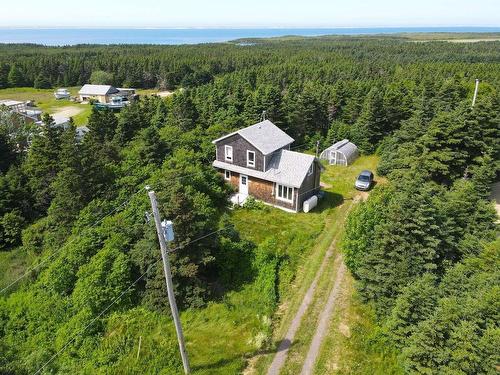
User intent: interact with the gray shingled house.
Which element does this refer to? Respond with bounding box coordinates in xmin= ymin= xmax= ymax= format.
xmin=212 ymin=120 xmax=323 ymax=212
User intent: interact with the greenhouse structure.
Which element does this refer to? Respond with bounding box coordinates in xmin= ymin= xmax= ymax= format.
xmin=319 ymin=139 xmax=359 ymax=166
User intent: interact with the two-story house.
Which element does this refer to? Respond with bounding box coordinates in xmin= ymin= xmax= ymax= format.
xmin=212 ymin=120 xmax=323 ymax=212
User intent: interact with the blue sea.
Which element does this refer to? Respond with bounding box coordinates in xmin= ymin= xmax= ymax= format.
xmin=0 ymin=27 xmax=499 ymax=46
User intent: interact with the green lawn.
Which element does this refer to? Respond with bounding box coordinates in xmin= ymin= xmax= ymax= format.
xmin=0 ymin=87 xmax=91 ymax=126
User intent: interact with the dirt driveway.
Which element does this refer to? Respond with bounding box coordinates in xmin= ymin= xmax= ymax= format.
xmin=51 ymin=106 xmax=84 ymax=118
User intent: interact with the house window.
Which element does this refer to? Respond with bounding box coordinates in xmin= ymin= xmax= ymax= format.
xmin=276 ymin=184 xmax=294 ymax=203
xmin=224 ymin=170 xmax=231 ymax=180
xmin=225 ymin=145 xmax=233 ymax=162
xmin=247 ymin=150 xmax=255 ymax=167
xmin=308 ymin=163 xmax=314 ymax=176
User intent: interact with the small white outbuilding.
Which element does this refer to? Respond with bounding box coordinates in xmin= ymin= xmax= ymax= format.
xmin=319 ymin=139 xmax=359 ymax=166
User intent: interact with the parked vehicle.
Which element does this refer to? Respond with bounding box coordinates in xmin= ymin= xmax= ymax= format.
xmin=355 ymin=170 xmax=374 ymax=191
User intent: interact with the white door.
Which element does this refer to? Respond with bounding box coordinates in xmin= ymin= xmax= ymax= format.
xmin=330 ymin=150 xmax=337 ymax=165
xmin=239 ymin=175 xmax=249 ymax=195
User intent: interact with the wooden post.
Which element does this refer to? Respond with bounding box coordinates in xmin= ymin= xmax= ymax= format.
xmin=147 ymin=190 xmax=191 ymax=374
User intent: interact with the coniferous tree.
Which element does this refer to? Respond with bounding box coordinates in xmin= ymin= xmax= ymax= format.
xmin=7 ymin=64 xmax=25 ymax=87
xmin=23 ymin=114 xmax=63 ymax=214
xmin=150 ymin=98 xmax=169 ymax=128
xmin=34 ymin=72 xmax=51 ymax=89
xmin=350 ymin=86 xmax=386 ymax=153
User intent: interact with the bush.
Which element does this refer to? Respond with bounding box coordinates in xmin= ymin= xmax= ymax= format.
xmin=90 ymin=70 xmax=114 ymax=85
xmin=21 ymin=217 xmax=51 ymax=255
xmin=0 ymin=210 xmax=25 ymax=249
xmin=243 ymin=197 xmax=269 ymax=211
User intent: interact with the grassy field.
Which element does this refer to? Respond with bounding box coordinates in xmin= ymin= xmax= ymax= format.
xmin=235 ymin=155 xmax=397 ymax=375
xmin=0 ymin=87 xmax=92 ymax=126
xmin=0 ymin=247 xmax=34 ymax=293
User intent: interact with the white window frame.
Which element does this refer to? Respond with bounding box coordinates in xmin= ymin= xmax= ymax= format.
xmin=224 ymin=170 xmax=231 ymax=180
xmin=276 ymin=184 xmax=294 ymax=203
xmin=308 ymin=163 xmax=314 ymax=176
xmin=224 ymin=145 xmax=233 ymax=162
xmin=247 ymin=150 xmax=256 ymax=168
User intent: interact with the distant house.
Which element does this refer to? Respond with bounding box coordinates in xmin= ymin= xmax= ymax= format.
xmin=78 ymin=85 xmax=137 ymax=106
xmin=78 ymin=84 xmax=120 ymax=103
xmin=0 ymin=99 xmax=42 ymax=123
xmin=212 ymin=120 xmax=323 ymax=212
xmin=319 ymin=139 xmax=359 ymax=166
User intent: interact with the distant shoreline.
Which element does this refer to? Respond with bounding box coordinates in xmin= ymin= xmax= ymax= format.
xmin=1 ymin=27 xmax=499 ymax=46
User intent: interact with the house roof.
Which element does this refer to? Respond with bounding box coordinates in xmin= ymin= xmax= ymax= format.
xmin=212 ymin=120 xmax=294 ymax=155
xmin=213 ymin=149 xmax=320 ymax=188
xmin=79 ymin=84 xmax=119 ymax=96
xmin=0 ymin=99 xmax=24 ymax=107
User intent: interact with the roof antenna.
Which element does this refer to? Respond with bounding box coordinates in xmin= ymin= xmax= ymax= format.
xmin=260 ymin=110 xmax=267 ymax=121
xmin=472 ymin=79 xmax=479 ymax=107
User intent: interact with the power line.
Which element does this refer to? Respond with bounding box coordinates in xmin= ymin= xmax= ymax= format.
xmin=1 ymin=168 xmax=226 ymax=295
xmin=32 ymin=225 xmax=229 ymax=375
xmin=33 ymin=259 xmax=160 ymax=375
xmin=0 ymin=186 xmax=145 ymax=295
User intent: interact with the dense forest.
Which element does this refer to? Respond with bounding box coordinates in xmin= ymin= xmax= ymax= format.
xmin=0 ymin=37 xmax=499 ymax=373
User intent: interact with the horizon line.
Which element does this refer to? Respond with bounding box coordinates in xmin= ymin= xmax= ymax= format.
xmin=1 ymin=25 xmax=500 ymax=30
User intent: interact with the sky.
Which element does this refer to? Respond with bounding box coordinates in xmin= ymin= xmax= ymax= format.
xmin=1 ymin=0 xmax=499 ymax=28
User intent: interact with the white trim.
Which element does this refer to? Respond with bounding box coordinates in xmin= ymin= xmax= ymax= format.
xmin=224 ymin=170 xmax=231 ymax=180
xmin=276 ymin=184 xmax=294 ymax=203
xmin=308 ymin=163 xmax=314 ymax=176
xmin=225 ymin=145 xmax=233 ymax=162
xmin=247 ymin=150 xmax=256 ymax=168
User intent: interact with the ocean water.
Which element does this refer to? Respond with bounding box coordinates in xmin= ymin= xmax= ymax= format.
xmin=0 ymin=27 xmax=499 ymax=46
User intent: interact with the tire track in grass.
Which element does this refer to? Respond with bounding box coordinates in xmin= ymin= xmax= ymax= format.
xmin=266 ymin=203 xmax=352 ymax=375
xmin=300 ymin=260 xmax=346 ymax=375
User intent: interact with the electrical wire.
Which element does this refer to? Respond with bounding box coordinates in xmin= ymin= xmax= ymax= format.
xmin=0 ymin=167 xmax=222 ymax=295
xmin=0 ymin=186 xmax=145 ymax=295
xmin=33 ymin=259 xmax=160 ymax=375
xmin=32 ymin=225 xmax=229 ymax=375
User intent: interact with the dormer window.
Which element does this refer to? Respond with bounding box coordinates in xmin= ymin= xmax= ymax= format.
xmin=225 ymin=145 xmax=233 ymax=162
xmin=247 ymin=150 xmax=255 ymax=167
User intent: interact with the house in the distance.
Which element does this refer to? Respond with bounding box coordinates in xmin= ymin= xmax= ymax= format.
xmin=0 ymin=99 xmax=42 ymax=123
xmin=78 ymin=84 xmax=136 ymax=104
xmin=79 ymin=84 xmax=119 ymax=103
xmin=212 ymin=120 xmax=323 ymax=212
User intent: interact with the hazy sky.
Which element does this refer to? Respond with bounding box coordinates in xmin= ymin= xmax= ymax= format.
xmin=1 ymin=0 xmax=499 ymax=28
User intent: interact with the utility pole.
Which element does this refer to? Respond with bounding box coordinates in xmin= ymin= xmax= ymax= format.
xmin=472 ymin=79 xmax=479 ymax=107
xmin=147 ymin=189 xmax=191 ymax=374
xmin=315 ymin=140 xmax=320 ymax=158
